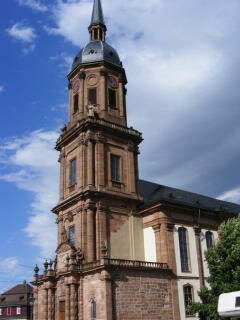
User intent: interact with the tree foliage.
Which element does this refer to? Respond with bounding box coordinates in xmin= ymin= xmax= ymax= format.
xmin=188 ymin=217 xmax=240 ymax=320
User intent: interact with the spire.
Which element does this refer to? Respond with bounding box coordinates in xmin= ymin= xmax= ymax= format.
xmin=90 ymin=0 xmax=105 ymax=26
xmin=89 ymin=0 xmax=107 ymax=42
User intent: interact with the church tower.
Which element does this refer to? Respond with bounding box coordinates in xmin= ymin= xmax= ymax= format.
xmin=32 ymin=1 xmax=175 ymax=319
xmin=56 ymin=0 xmax=144 ymax=264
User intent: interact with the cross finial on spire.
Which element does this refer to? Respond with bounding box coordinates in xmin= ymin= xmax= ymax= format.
xmin=89 ymin=0 xmax=107 ymax=42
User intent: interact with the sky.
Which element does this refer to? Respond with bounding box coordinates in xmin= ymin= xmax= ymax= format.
xmin=0 ymin=0 xmax=240 ymax=293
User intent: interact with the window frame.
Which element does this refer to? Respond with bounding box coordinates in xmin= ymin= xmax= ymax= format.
xmin=7 ymin=307 xmax=11 ymax=316
xmin=91 ymin=299 xmax=96 ymax=320
xmin=68 ymin=225 xmax=75 ymax=246
xmin=206 ymin=231 xmax=214 ymax=250
xmin=183 ymin=284 xmax=194 ymax=317
xmin=110 ymin=154 xmax=121 ymax=183
xmin=178 ymin=227 xmax=190 ymax=272
xmin=69 ymin=158 xmax=77 ymax=187
xmin=16 ymin=307 xmax=21 ymax=315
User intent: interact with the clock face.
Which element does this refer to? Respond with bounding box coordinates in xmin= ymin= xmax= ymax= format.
xmin=107 ymin=76 xmax=118 ymax=89
xmin=72 ymin=80 xmax=80 ymax=94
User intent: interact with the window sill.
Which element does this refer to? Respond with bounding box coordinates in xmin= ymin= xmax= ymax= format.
xmin=69 ymin=184 xmax=77 ymax=192
xmin=111 ymin=180 xmax=122 ymax=188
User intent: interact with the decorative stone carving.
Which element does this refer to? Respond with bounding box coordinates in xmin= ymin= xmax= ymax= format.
xmin=87 ymin=74 xmax=99 ymax=86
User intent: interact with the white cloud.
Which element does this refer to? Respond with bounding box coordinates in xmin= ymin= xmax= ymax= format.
xmin=0 ymin=85 xmax=4 ymax=92
xmin=7 ymin=23 xmax=37 ymax=43
xmin=0 ymin=130 xmax=59 ymax=257
xmin=49 ymin=52 xmax=73 ymax=71
xmin=218 ymin=187 xmax=240 ymax=204
xmin=17 ymin=0 xmax=48 ymax=12
xmin=0 ymin=257 xmax=19 ymax=273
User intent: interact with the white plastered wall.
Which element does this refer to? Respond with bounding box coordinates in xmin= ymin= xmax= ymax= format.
xmin=173 ymin=225 xmax=199 ymax=277
xmin=143 ymin=227 xmax=156 ymax=262
xmin=177 ymin=279 xmax=201 ymax=320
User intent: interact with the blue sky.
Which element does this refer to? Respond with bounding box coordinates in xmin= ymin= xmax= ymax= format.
xmin=0 ymin=0 xmax=240 ymax=292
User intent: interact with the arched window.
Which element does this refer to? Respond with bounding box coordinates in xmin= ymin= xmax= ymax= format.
xmin=178 ymin=227 xmax=189 ymax=272
xmin=91 ymin=299 xmax=96 ymax=320
xmin=183 ymin=285 xmax=194 ymax=316
xmin=206 ymin=231 xmax=213 ymax=250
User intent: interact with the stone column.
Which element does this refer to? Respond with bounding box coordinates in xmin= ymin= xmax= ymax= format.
xmin=47 ymin=289 xmax=51 ymax=320
xmin=166 ymin=223 xmax=177 ymax=272
xmin=78 ymin=138 xmax=84 ymax=190
xmin=33 ymin=287 xmax=38 ymax=320
xmin=59 ymin=149 xmax=66 ymax=199
xmin=70 ymin=284 xmax=78 ymax=320
xmin=100 ymin=69 xmax=108 ymax=111
xmin=152 ymin=224 xmax=161 ymax=262
xmin=78 ymin=279 xmax=84 ymax=320
xmin=43 ymin=288 xmax=48 ymax=320
xmin=86 ymin=204 xmax=96 ymax=262
xmin=65 ymin=284 xmax=70 ymax=320
xmin=194 ymin=226 xmax=204 ymax=287
xmin=98 ymin=204 xmax=108 ymax=259
xmin=68 ymin=82 xmax=72 ymax=122
xmin=101 ymin=270 xmax=113 ymax=320
xmin=87 ymin=138 xmax=94 ymax=187
xmin=96 ymin=134 xmax=105 ymax=187
xmin=118 ymin=80 xmax=125 ymax=118
xmin=78 ymin=71 xmax=86 ymax=115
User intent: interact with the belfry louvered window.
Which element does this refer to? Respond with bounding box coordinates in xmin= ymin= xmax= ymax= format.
xmin=73 ymin=94 xmax=79 ymax=113
xmin=178 ymin=227 xmax=189 ymax=272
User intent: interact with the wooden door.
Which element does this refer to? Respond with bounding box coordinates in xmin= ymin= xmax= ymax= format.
xmin=59 ymin=301 xmax=65 ymax=320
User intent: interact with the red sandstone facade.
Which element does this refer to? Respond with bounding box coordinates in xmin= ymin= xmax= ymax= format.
xmin=32 ymin=1 xmax=240 ymax=319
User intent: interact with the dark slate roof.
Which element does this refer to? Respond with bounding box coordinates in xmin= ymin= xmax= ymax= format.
xmin=90 ymin=0 xmax=105 ymax=26
xmin=72 ymin=40 xmax=122 ymax=70
xmin=139 ymin=179 xmax=240 ymax=214
xmin=2 ymin=284 xmax=33 ymax=296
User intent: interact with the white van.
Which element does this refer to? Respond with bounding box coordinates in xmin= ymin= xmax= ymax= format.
xmin=218 ymin=291 xmax=240 ymax=318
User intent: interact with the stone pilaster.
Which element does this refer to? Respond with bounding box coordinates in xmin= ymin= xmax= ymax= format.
xmin=87 ymin=138 xmax=94 ymax=187
xmin=96 ymin=133 xmax=105 ymax=187
xmin=152 ymin=224 xmax=161 ymax=262
xmin=100 ymin=68 xmax=108 ymax=110
xmin=43 ymin=288 xmax=48 ymax=320
xmin=33 ymin=287 xmax=38 ymax=320
xmin=70 ymin=284 xmax=78 ymax=320
xmin=194 ymin=226 xmax=204 ymax=287
xmin=78 ymin=71 xmax=86 ymax=115
xmin=65 ymin=284 xmax=70 ymax=320
xmin=101 ymin=270 xmax=113 ymax=320
xmin=86 ymin=203 xmax=96 ymax=262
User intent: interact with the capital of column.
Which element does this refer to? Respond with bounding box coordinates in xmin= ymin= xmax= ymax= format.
xmin=100 ymin=68 xmax=108 ymax=77
xmin=78 ymin=71 xmax=86 ymax=80
xmin=194 ymin=225 xmax=201 ymax=236
xmin=84 ymin=202 xmax=96 ymax=211
xmin=152 ymin=224 xmax=161 ymax=233
xmin=167 ymin=223 xmax=175 ymax=232
xmin=95 ymin=132 xmax=106 ymax=144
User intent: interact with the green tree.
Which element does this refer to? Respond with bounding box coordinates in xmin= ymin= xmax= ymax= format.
xmin=188 ymin=217 xmax=240 ymax=320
